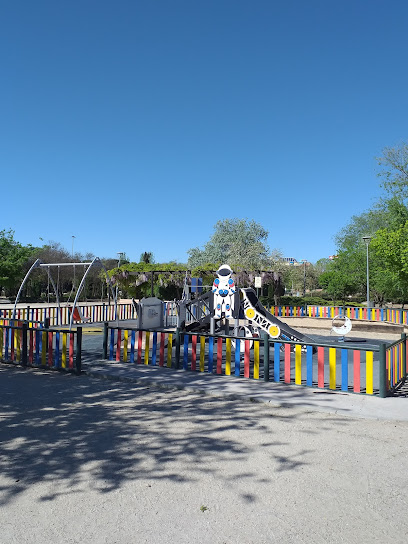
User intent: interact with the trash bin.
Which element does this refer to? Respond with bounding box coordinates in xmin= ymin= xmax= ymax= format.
xmin=136 ymin=297 xmax=164 ymax=329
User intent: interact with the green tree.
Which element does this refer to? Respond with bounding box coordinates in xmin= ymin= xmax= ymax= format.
xmin=371 ymin=221 xmax=408 ymax=298
xmin=377 ymin=142 xmax=408 ymax=200
xmin=187 ymin=218 xmax=272 ymax=269
xmin=140 ymin=251 xmax=155 ymax=264
xmin=0 ymin=230 xmax=35 ymax=297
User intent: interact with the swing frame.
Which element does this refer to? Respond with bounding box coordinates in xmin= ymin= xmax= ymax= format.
xmin=12 ymin=257 xmax=117 ymax=330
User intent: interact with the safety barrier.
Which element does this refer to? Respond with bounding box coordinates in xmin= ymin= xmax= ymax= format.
xmin=102 ymin=326 xmax=408 ymax=397
xmin=270 ymin=305 xmax=408 ymax=326
xmin=0 ymin=320 xmax=82 ymax=374
xmin=385 ymin=335 xmax=408 ymax=390
xmin=0 ymin=301 xmax=178 ymax=327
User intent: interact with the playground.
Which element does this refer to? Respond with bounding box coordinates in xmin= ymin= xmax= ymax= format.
xmin=1 ymin=262 xmax=407 ymax=398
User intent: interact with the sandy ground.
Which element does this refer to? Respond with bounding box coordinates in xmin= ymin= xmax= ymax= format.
xmin=1 ymin=366 xmax=408 ymax=544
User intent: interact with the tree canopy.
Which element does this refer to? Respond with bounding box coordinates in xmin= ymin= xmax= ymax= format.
xmin=0 ymin=230 xmax=35 ymax=295
xmin=187 ymin=218 xmax=273 ymax=269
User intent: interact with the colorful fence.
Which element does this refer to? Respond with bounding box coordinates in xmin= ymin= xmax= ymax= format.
xmin=270 ymin=305 xmax=408 ymax=326
xmin=3 ymin=302 xmax=408 ymax=328
xmin=0 ymin=301 xmax=178 ymax=327
xmin=0 ymin=320 xmax=82 ymax=373
xmin=385 ymin=335 xmax=408 ymax=390
xmin=103 ymin=326 xmax=408 ymax=397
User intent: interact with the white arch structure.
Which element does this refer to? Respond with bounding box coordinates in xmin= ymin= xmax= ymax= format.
xmin=12 ymin=257 xmax=117 ymax=330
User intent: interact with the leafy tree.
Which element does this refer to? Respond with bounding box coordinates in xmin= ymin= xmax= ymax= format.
xmin=318 ymin=249 xmax=366 ymax=304
xmin=140 ymin=251 xmax=155 ymax=264
xmin=371 ymin=221 xmax=408 ymax=293
xmin=0 ymin=230 xmax=35 ymax=296
xmin=334 ymin=197 xmax=408 ymax=251
xmin=377 ymin=142 xmax=408 ymax=201
xmin=188 ymin=218 xmax=272 ymax=269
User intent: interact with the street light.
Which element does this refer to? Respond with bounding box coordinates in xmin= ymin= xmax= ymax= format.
xmin=362 ymin=236 xmax=372 ymax=307
xmin=301 ymin=259 xmax=307 ymax=297
xmin=71 ymin=235 xmax=76 ymax=258
xmin=116 ymin=252 xmax=125 ymax=301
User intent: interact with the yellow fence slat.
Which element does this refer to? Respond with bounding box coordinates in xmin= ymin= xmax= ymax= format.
xmin=329 ymin=348 xmax=336 ymax=389
xmin=295 ymin=344 xmax=301 ymax=384
xmin=225 ymin=338 xmax=231 ymax=375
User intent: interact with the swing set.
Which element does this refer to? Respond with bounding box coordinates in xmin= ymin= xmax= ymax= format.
xmin=12 ymin=257 xmax=117 ymax=330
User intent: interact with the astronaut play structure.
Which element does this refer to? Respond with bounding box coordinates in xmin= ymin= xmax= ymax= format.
xmin=212 ymin=264 xmax=236 ymax=319
xmin=181 ymin=264 xmax=314 ymax=346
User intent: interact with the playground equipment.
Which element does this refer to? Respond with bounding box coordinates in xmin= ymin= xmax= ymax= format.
xmin=331 ymin=314 xmax=353 ymax=342
xmin=12 ymin=257 xmax=117 ymax=330
xmin=179 ymin=264 xmax=315 ymax=347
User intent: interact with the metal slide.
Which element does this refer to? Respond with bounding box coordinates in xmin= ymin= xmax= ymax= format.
xmin=240 ymin=288 xmax=315 ymax=346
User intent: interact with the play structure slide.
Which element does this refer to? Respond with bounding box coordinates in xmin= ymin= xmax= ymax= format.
xmin=240 ymin=288 xmax=315 ymax=345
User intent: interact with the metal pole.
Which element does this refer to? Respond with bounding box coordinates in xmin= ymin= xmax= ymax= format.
xmin=366 ymin=242 xmax=370 ymax=308
xmin=303 ymin=261 xmax=306 ymax=297
xmin=363 ymin=237 xmax=371 ymax=308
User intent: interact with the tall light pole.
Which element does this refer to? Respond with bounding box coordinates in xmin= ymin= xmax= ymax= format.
xmin=116 ymin=252 xmax=124 ymax=301
xmin=301 ymin=259 xmax=307 ymax=296
xmin=362 ymin=236 xmax=372 ymax=308
xmin=71 ymin=235 xmax=76 ymax=258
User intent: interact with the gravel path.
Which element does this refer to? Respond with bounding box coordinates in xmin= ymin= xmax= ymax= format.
xmin=1 ymin=366 xmax=408 ymax=544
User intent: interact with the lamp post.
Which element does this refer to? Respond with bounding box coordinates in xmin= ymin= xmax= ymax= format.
xmin=71 ymin=235 xmax=75 ymax=258
xmin=116 ymin=252 xmax=124 ymax=301
xmin=301 ymin=259 xmax=307 ymax=296
xmin=362 ymin=236 xmax=372 ymax=308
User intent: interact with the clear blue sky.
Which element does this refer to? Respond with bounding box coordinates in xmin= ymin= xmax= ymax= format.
xmin=1 ymin=0 xmax=407 ymax=264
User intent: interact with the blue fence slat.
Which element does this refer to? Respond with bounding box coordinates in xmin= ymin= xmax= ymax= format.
xmin=55 ymin=332 xmax=60 ymax=368
xmin=306 ymin=345 xmax=313 ymax=386
xmin=152 ymin=332 xmax=157 ymax=366
xmin=341 ymin=349 xmax=348 ymax=391
xmin=234 ymin=339 xmax=240 ymax=377
xmin=183 ymin=334 xmax=189 ymax=370
xmin=130 ymin=330 xmax=135 ymax=363
xmin=208 ymin=337 xmax=214 ymax=373
xmin=274 ymin=343 xmax=281 ymax=382
xmin=109 ymin=329 xmax=114 ymax=360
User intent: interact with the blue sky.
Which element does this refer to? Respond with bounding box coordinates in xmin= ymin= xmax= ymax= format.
xmin=1 ymin=0 xmax=407 ymax=264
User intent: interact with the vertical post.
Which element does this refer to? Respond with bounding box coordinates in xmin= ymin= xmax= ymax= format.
xmin=151 ymin=271 xmax=154 ymax=297
xmin=22 ymin=322 xmax=28 ymax=366
xmin=210 ymin=317 xmax=215 ymax=335
xmin=175 ymin=327 xmax=181 ymax=369
xmin=44 ymin=318 xmax=49 ymax=355
xmin=27 ymin=306 xmax=30 ymax=324
xmin=303 ymin=260 xmax=306 ymax=297
xmin=401 ymin=333 xmax=407 ymax=382
xmin=75 ymin=327 xmax=82 ymax=375
xmin=379 ymin=343 xmax=387 ymax=398
xmin=263 ymin=332 xmax=269 ymax=381
xmin=363 ymin=236 xmax=371 ymax=308
xmin=103 ymin=322 xmax=109 ymax=359
xmin=366 ymin=242 xmax=369 ymax=307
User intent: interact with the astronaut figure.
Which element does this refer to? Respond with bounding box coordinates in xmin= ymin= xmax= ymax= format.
xmin=212 ymin=264 xmax=236 ymax=318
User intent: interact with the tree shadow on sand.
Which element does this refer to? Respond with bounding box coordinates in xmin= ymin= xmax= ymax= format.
xmin=0 ymin=366 xmax=352 ymax=506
